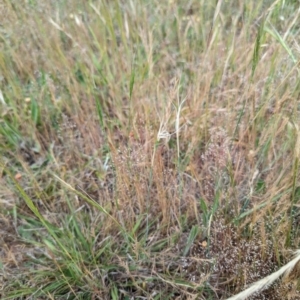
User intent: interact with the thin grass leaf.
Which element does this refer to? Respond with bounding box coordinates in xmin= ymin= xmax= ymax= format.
xmin=0 ymin=120 xmax=21 ymax=147
xmin=286 ymin=122 xmax=300 ymax=246
xmin=30 ymin=98 xmax=40 ymax=126
xmin=265 ymin=22 xmax=297 ymax=63
xmin=200 ymin=198 xmax=209 ymax=226
xmin=150 ymin=238 xmax=168 ymax=252
xmin=183 ymin=225 xmax=199 ymax=257
xmin=95 ymin=94 xmax=104 ymax=129
xmin=207 ymin=0 xmax=223 ymax=49
xmin=131 ymin=214 xmax=144 ymax=236
xmin=67 ymin=214 xmax=91 ymax=253
xmin=94 ymin=237 xmax=113 ymax=260
xmin=129 ymin=66 xmax=135 ymax=100
xmin=110 ymin=285 xmax=119 ymax=300
xmin=235 ymin=188 xmax=292 ymax=221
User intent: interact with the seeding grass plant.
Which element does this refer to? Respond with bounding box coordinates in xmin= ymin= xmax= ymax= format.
xmin=1 ymin=0 xmax=300 ymax=299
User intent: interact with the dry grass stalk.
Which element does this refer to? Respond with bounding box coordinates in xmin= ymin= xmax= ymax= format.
xmin=226 ymin=250 xmax=300 ymax=300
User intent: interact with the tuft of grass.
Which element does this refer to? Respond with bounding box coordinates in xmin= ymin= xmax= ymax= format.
xmin=1 ymin=0 xmax=300 ymax=299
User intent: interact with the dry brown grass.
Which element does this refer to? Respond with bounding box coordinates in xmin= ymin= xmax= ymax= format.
xmin=1 ymin=0 xmax=300 ymax=299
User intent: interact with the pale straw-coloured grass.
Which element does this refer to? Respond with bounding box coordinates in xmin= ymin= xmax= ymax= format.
xmin=226 ymin=250 xmax=300 ymax=300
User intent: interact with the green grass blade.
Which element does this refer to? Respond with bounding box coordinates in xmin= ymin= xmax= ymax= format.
xmin=30 ymin=98 xmax=40 ymax=126
xmin=183 ymin=225 xmax=199 ymax=257
xmin=129 ymin=64 xmax=135 ymax=100
xmin=265 ymin=23 xmax=297 ymax=63
xmin=95 ymin=97 xmax=104 ymax=129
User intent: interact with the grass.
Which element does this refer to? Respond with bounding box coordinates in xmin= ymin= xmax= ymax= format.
xmin=1 ymin=0 xmax=300 ymax=299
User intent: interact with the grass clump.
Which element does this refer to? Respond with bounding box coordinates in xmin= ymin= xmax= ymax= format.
xmin=1 ymin=0 xmax=300 ymax=299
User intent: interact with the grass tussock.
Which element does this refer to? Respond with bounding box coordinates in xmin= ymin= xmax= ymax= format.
xmin=1 ymin=0 xmax=300 ymax=299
